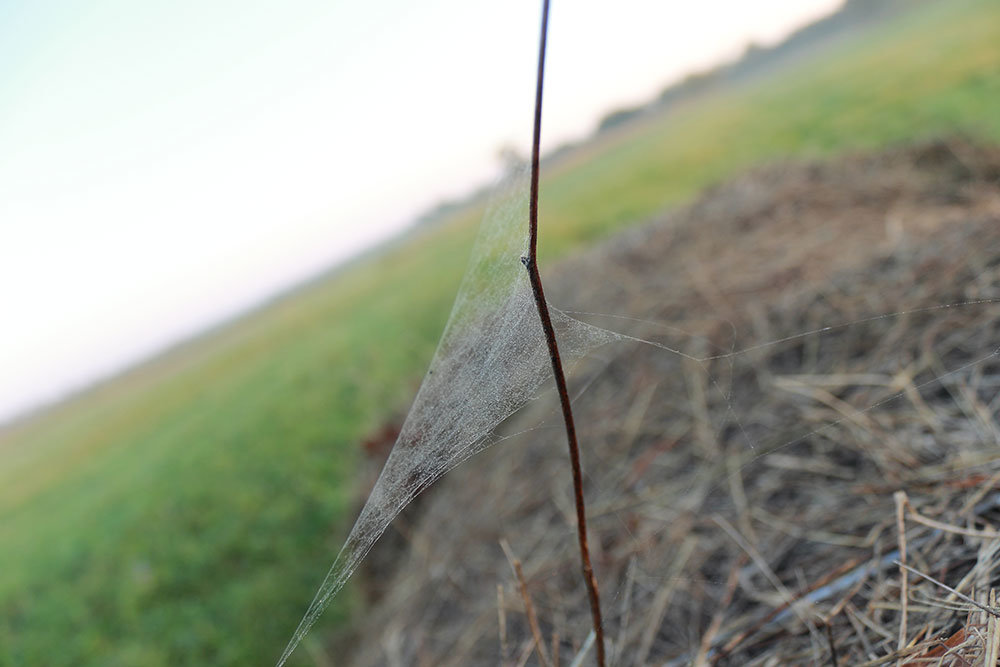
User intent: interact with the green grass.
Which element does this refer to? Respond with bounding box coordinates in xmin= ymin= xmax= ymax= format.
xmin=1 ymin=0 xmax=998 ymax=664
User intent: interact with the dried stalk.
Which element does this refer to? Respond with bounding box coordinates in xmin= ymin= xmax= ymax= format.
xmin=521 ymin=0 xmax=605 ymax=664
xmin=502 ymin=540 xmax=552 ymax=667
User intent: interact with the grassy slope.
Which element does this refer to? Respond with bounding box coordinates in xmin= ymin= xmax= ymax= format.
xmin=0 ymin=1 xmax=997 ymax=664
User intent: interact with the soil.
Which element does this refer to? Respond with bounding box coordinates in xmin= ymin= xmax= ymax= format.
xmin=340 ymin=138 xmax=1000 ymax=666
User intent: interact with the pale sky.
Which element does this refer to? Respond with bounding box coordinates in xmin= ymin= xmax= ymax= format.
xmin=0 ymin=0 xmax=842 ymax=423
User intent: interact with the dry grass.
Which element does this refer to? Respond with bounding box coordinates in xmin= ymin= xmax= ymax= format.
xmin=341 ymin=138 xmax=1000 ymax=666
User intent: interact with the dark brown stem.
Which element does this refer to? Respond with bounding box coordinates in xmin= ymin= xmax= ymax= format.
xmin=523 ymin=1 xmax=606 ymax=664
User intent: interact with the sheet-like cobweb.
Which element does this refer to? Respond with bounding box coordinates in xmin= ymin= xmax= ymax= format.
xmin=277 ymin=167 xmax=618 ymax=666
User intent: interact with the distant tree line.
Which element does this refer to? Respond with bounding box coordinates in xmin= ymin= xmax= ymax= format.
xmin=596 ymin=0 xmax=921 ymax=135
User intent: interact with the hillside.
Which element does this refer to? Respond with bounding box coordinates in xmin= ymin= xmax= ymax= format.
xmin=1 ymin=0 xmax=998 ymax=664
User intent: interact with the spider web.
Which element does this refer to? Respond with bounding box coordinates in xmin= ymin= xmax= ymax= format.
xmin=277 ymin=166 xmax=618 ymax=666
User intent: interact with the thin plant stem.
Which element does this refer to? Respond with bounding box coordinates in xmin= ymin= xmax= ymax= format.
xmin=521 ymin=0 xmax=606 ymax=664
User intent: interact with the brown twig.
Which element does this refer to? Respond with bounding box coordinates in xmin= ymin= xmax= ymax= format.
xmin=498 ymin=584 xmax=510 ymax=667
xmin=895 ymin=561 xmax=1000 ymax=619
xmin=899 ymin=626 xmax=970 ymax=666
xmin=895 ymin=490 xmax=909 ymax=652
xmin=712 ymin=553 xmax=869 ymax=662
xmin=501 ymin=540 xmax=552 ymax=667
xmin=694 ymin=555 xmax=744 ymax=666
xmin=826 ymin=621 xmax=839 ymax=667
xmin=637 ymin=537 xmax=697 ymax=664
xmin=987 ymin=589 xmax=1000 ymax=665
xmin=522 ymin=0 xmax=606 ymax=665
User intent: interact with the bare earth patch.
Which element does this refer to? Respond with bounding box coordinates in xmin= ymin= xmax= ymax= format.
xmin=342 ymin=138 xmax=1000 ymax=666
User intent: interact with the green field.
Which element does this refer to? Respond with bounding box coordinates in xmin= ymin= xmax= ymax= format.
xmin=1 ymin=1 xmax=998 ymax=664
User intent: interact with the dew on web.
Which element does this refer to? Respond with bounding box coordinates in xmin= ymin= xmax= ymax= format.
xmin=277 ymin=165 xmax=619 ymax=666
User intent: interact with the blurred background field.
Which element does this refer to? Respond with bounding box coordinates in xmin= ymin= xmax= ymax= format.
xmin=1 ymin=0 xmax=998 ymax=664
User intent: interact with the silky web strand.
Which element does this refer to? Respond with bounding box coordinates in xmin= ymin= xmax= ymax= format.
xmin=276 ymin=165 xmax=618 ymax=666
